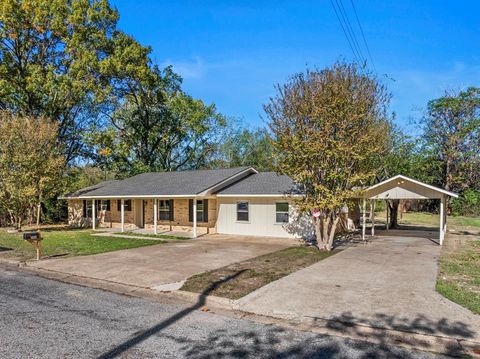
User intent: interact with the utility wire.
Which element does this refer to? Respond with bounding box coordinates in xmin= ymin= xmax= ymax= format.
xmin=349 ymin=0 xmax=377 ymax=72
xmin=336 ymin=0 xmax=365 ymax=63
xmin=329 ymin=0 xmax=362 ymax=64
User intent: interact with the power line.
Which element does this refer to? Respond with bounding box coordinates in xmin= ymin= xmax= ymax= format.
xmin=329 ymin=0 xmax=362 ymax=64
xmin=349 ymin=0 xmax=377 ymax=72
xmin=336 ymin=0 xmax=365 ymax=63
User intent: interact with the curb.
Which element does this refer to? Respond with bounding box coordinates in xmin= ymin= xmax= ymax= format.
xmin=2 ymin=260 xmax=478 ymax=357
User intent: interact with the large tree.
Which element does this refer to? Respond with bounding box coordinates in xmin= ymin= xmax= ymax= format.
xmin=212 ymin=127 xmax=275 ymax=171
xmin=380 ymin=124 xmax=417 ymax=228
xmin=266 ymin=62 xmax=391 ymax=250
xmin=420 ymin=87 xmax=480 ymax=193
xmin=89 ymin=66 xmax=227 ymax=174
xmin=0 ymin=0 xmax=152 ymax=163
xmin=0 ymin=112 xmax=64 ymax=228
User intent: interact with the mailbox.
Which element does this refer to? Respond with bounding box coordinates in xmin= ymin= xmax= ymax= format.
xmin=23 ymin=232 xmax=42 ymax=241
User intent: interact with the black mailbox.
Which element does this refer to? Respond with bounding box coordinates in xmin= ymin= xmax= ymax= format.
xmin=23 ymin=232 xmax=41 ymax=241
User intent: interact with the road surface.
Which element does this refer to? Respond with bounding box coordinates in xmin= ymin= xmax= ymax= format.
xmin=0 ymin=267 xmax=445 ymax=358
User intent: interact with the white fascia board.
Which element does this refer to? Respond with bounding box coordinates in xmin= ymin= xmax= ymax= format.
xmin=364 ymin=175 xmax=458 ymax=198
xmin=61 ymin=194 xmax=199 ymax=200
xmin=216 ymin=194 xmax=303 ymax=198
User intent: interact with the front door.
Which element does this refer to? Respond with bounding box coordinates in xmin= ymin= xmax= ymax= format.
xmin=134 ymin=199 xmax=144 ymax=228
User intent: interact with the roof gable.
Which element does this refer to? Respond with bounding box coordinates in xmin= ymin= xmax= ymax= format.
xmin=363 ymin=175 xmax=458 ymax=199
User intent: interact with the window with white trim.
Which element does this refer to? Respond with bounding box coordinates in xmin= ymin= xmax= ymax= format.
xmin=236 ymin=201 xmax=249 ymax=222
xmin=159 ymin=200 xmax=171 ymax=220
xmin=275 ymin=202 xmax=289 ymax=223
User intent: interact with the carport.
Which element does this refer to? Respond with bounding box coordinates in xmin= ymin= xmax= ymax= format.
xmin=360 ymin=175 xmax=458 ymax=244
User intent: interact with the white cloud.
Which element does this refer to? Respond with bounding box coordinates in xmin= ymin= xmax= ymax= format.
xmin=161 ymin=56 xmax=206 ymax=80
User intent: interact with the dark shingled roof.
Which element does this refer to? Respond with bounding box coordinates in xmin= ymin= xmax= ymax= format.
xmin=215 ymin=172 xmax=301 ymax=195
xmin=64 ymin=167 xmax=254 ymax=198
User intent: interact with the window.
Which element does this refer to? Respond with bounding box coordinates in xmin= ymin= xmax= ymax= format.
xmin=237 ymin=201 xmax=249 ymax=222
xmin=188 ymin=199 xmax=208 ymax=223
xmin=159 ymin=200 xmax=171 ymax=220
xmin=101 ymin=200 xmax=110 ymax=211
xmin=83 ymin=200 xmax=92 ymax=218
xmin=276 ymin=202 xmax=289 ymax=223
xmin=196 ymin=200 xmax=204 ymax=222
xmin=117 ymin=199 xmax=132 ymax=212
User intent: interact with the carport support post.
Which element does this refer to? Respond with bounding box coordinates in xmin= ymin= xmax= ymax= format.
xmin=385 ymin=200 xmax=389 ymax=230
xmin=371 ymin=200 xmax=375 ymax=237
xmin=192 ymin=198 xmax=197 ymax=238
xmin=121 ymin=199 xmax=125 ymax=233
xmin=362 ymin=198 xmax=366 ymax=241
xmin=439 ymin=195 xmax=445 ymax=245
xmin=92 ymin=199 xmax=96 ymax=230
xmin=153 ymin=198 xmax=158 ymax=235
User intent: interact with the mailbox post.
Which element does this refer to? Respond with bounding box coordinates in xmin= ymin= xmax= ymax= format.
xmin=23 ymin=231 xmax=42 ymax=260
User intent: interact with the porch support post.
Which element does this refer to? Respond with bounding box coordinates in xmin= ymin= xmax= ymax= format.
xmin=439 ymin=195 xmax=445 ymax=245
xmin=192 ymin=198 xmax=197 ymax=238
xmin=92 ymin=199 xmax=96 ymax=230
xmin=153 ymin=198 xmax=158 ymax=235
xmin=371 ymin=200 xmax=375 ymax=237
xmin=121 ymin=199 xmax=125 ymax=233
xmin=362 ymin=198 xmax=366 ymax=241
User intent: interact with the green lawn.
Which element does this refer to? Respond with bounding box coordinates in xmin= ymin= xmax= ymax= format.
xmin=181 ymin=246 xmax=338 ymax=300
xmin=0 ymin=229 xmax=162 ymax=261
xmin=375 ymin=211 xmax=480 ymax=231
xmin=436 ymin=233 xmax=480 ymax=314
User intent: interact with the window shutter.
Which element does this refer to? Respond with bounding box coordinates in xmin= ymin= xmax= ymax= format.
xmin=117 ymin=200 xmax=121 ymax=212
xmin=169 ymin=199 xmax=174 ymax=221
xmin=203 ymin=199 xmax=208 ymax=223
xmin=83 ymin=200 xmax=87 ymax=218
xmin=188 ymin=199 xmax=193 ymax=222
xmin=106 ymin=200 xmax=111 ymax=211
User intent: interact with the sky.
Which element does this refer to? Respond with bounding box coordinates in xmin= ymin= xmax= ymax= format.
xmin=111 ymin=0 xmax=480 ymax=135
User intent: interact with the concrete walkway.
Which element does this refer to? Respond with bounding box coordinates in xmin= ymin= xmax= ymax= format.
xmin=29 ymin=235 xmax=293 ymax=290
xmin=235 ymin=236 xmax=480 ymax=343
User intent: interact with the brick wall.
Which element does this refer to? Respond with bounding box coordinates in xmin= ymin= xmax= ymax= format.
xmin=67 ymin=198 xmax=217 ymax=232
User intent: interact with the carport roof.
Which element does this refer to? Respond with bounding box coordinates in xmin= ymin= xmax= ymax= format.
xmin=361 ymin=175 xmax=458 ymax=199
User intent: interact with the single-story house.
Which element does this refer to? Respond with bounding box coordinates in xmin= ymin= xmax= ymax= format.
xmin=62 ymin=166 xmax=308 ymax=238
xmin=62 ymin=168 xmax=457 ymax=243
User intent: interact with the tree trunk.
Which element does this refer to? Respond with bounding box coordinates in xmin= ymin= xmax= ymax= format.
xmin=326 ymin=216 xmax=340 ymax=251
xmin=387 ymin=199 xmax=400 ymax=229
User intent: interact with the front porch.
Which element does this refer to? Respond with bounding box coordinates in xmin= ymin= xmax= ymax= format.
xmin=69 ymin=197 xmax=217 ymax=238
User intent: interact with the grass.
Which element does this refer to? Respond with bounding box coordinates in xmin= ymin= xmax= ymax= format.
xmin=374 ymin=211 xmax=480 ymax=231
xmin=436 ymin=233 xmax=480 ymax=314
xmin=114 ymin=231 xmax=189 ymax=240
xmin=181 ymin=246 xmax=338 ymax=300
xmin=0 ymin=228 xmax=162 ymax=261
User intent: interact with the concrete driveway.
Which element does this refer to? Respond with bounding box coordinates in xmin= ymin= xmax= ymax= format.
xmin=235 ymin=235 xmax=480 ymax=342
xmin=30 ymin=234 xmax=292 ymax=289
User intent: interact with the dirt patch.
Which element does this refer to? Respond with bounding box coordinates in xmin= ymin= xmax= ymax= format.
xmin=181 ymin=246 xmax=338 ymax=300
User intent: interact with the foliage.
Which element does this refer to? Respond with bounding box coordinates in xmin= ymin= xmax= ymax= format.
xmin=212 ymin=126 xmax=275 ymax=171
xmin=0 ymin=112 xmax=64 ymax=228
xmin=266 ymin=62 xmax=391 ymax=250
xmin=88 ymin=66 xmax=227 ymax=175
xmin=0 ymin=0 xmax=152 ymax=163
xmin=419 ymin=87 xmax=480 ymax=193
xmin=451 ymin=189 xmax=480 ymax=216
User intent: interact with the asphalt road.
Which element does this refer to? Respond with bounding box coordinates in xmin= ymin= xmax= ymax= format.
xmin=0 ymin=267 xmax=445 ymax=359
